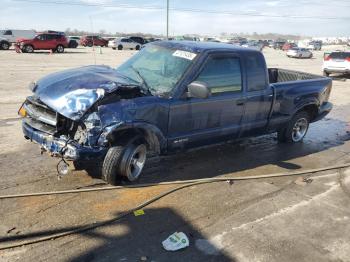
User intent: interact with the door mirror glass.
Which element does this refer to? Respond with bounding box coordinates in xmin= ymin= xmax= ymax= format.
xmin=188 ymin=81 xmax=211 ymax=99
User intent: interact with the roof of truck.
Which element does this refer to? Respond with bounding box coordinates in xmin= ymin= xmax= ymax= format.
xmin=154 ymin=40 xmax=260 ymax=53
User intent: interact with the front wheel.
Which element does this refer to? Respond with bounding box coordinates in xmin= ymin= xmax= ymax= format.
xmin=23 ymin=45 xmax=34 ymax=53
xmin=323 ymin=71 xmax=330 ymax=77
xmin=102 ymin=141 xmax=147 ymax=184
xmin=277 ymin=111 xmax=310 ymax=143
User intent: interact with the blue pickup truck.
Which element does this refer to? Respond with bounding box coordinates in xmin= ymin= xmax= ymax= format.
xmin=19 ymin=41 xmax=332 ymax=184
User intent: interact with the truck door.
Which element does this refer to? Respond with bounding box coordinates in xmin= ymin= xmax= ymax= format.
xmin=168 ymin=53 xmax=245 ymax=150
xmin=239 ymin=52 xmax=273 ymax=137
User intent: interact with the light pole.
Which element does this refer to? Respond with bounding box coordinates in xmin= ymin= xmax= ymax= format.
xmin=166 ymin=0 xmax=169 ymax=40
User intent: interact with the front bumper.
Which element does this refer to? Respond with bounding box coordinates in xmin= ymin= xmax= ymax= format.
xmin=312 ymin=102 xmax=333 ymax=122
xmin=22 ymin=122 xmax=107 ymax=161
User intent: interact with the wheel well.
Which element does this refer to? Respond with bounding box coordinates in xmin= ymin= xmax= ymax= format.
xmin=298 ymin=104 xmax=318 ymax=121
xmin=108 ymin=128 xmax=161 ymax=154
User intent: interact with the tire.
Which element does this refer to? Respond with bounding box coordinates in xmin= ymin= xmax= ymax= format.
xmin=68 ymin=41 xmax=78 ymax=48
xmin=87 ymin=42 xmax=93 ymax=47
xmin=0 ymin=41 xmax=10 ymax=50
xmin=56 ymin=45 xmax=64 ymax=53
xmin=24 ymin=45 xmax=34 ymax=53
xmin=277 ymin=111 xmax=310 ymax=143
xmin=323 ymin=71 xmax=330 ymax=77
xmin=112 ymin=47 xmax=116 ymax=50
xmin=102 ymin=140 xmax=147 ymax=185
xmin=118 ymin=45 xmax=123 ymax=50
xmin=136 ymin=45 xmax=140 ymax=50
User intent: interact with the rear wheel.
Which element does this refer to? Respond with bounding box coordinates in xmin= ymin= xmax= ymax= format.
xmin=56 ymin=45 xmax=64 ymax=53
xmin=277 ymin=111 xmax=310 ymax=143
xmin=102 ymin=139 xmax=147 ymax=185
xmin=136 ymin=45 xmax=140 ymax=50
xmin=0 ymin=41 xmax=10 ymax=50
xmin=118 ymin=45 xmax=123 ymax=50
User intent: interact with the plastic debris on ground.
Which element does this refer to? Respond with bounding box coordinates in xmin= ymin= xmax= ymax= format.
xmin=162 ymin=232 xmax=189 ymax=251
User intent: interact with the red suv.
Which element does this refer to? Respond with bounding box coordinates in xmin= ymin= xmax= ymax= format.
xmin=282 ymin=42 xmax=297 ymax=51
xmin=80 ymin=35 xmax=108 ymax=47
xmin=15 ymin=33 xmax=68 ymax=53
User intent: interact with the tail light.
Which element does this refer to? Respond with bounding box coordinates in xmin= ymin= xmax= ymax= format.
xmin=324 ymin=56 xmax=331 ymax=61
xmin=346 ymin=57 xmax=350 ymax=62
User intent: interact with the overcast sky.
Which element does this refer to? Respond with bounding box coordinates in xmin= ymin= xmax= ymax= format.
xmin=0 ymin=0 xmax=349 ymax=36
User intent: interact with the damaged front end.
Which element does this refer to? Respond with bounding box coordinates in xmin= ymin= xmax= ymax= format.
xmin=20 ymin=95 xmax=108 ymax=161
xmin=19 ymin=65 xmax=145 ymax=162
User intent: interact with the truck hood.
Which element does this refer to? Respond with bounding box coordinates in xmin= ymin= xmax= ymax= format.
xmin=33 ymin=65 xmax=138 ymax=120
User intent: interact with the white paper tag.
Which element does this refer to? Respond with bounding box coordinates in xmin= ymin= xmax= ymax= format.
xmin=173 ymin=50 xmax=197 ymax=60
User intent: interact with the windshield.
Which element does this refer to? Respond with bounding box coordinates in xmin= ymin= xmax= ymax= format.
xmin=116 ymin=44 xmax=195 ymax=96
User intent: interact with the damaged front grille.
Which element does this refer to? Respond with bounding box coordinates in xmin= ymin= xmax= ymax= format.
xmin=23 ymin=96 xmax=76 ymax=136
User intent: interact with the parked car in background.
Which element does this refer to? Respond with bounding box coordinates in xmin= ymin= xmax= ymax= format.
xmin=287 ymin=48 xmax=313 ymax=58
xmin=323 ymin=51 xmax=350 ymax=76
xmin=273 ymin=41 xmax=286 ymax=50
xmin=308 ymin=41 xmax=322 ymax=51
xmin=0 ymin=37 xmax=11 ymax=50
xmin=68 ymin=36 xmax=80 ymax=48
xmin=19 ymin=41 xmax=332 ymax=184
xmin=242 ymin=41 xmax=263 ymax=51
xmin=282 ymin=42 xmax=297 ymax=51
xmin=15 ymin=32 xmax=68 ymax=53
xmin=129 ymin=36 xmax=146 ymax=45
xmin=108 ymin=37 xmax=141 ymax=50
xmin=80 ymin=35 xmax=108 ymax=47
xmin=0 ymin=29 xmax=36 ymax=43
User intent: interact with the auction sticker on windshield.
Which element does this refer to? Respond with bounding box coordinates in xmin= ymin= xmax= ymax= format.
xmin=173 ymin=50 xmax=197 ymax=60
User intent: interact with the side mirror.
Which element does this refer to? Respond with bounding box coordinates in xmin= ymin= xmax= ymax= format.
xmin=188 ymin=81 xmax=211 ymax=99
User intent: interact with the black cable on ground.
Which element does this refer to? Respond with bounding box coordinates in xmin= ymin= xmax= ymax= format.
xmin=1 ymin=163 xmax=350 ymax=200
xmin=0 ymin=163 xmax=349 ymax=250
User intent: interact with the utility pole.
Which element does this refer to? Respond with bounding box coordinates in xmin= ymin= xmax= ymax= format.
xmin=166 ymin=0 xmax=169 ymax=40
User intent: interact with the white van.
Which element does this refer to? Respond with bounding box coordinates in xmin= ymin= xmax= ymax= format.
xmin=0 ymin=29 xmax=36 ymax=43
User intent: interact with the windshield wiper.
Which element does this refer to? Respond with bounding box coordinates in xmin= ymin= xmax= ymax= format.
xmin=130 ymin=66 xmax=152 ymax=95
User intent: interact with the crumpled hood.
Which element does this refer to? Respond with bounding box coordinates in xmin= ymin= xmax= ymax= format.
xmin=33 ymin=65 xmax=136 ymax=120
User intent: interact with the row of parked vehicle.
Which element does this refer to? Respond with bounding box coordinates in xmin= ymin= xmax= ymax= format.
xmin=0 ymin=29 xmax=155 ymax=53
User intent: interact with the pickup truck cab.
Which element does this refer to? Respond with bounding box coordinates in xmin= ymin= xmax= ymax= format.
xmin=19 ymin=41 xmax=332 ymax=184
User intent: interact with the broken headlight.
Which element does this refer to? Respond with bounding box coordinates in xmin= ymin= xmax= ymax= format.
xmin=74 ymin=112 xmax=103 ymax=146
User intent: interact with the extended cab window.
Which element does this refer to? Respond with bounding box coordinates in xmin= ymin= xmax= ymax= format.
xmin=4 ymin=30 xmax=12 ymax=35
xmin=196 ymin=56 xmax=242 ymax=95
xmin=246 ymin=54 xmax=267 ymax=91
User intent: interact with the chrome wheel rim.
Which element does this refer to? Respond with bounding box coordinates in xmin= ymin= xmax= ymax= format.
xmin=1 ymin=43 xmax=9 ymax=49
xmin=57 ymin=46 xmax=63 ymax=52
xmin=126 ymin=144 xmax=147 ymax=181
xmin=292 ymin=118 xmax=308 ymax=142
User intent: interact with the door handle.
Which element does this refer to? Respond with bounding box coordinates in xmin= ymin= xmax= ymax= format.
xmin=236 ymin=98 xmax=246 ymax=106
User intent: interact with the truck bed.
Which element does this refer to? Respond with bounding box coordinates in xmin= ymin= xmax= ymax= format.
xmin=268 ymin=68 xmax=324 ymax=83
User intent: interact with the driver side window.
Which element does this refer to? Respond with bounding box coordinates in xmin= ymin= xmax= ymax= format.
xmin=195 ymin=56 xmax=242 ymax=95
